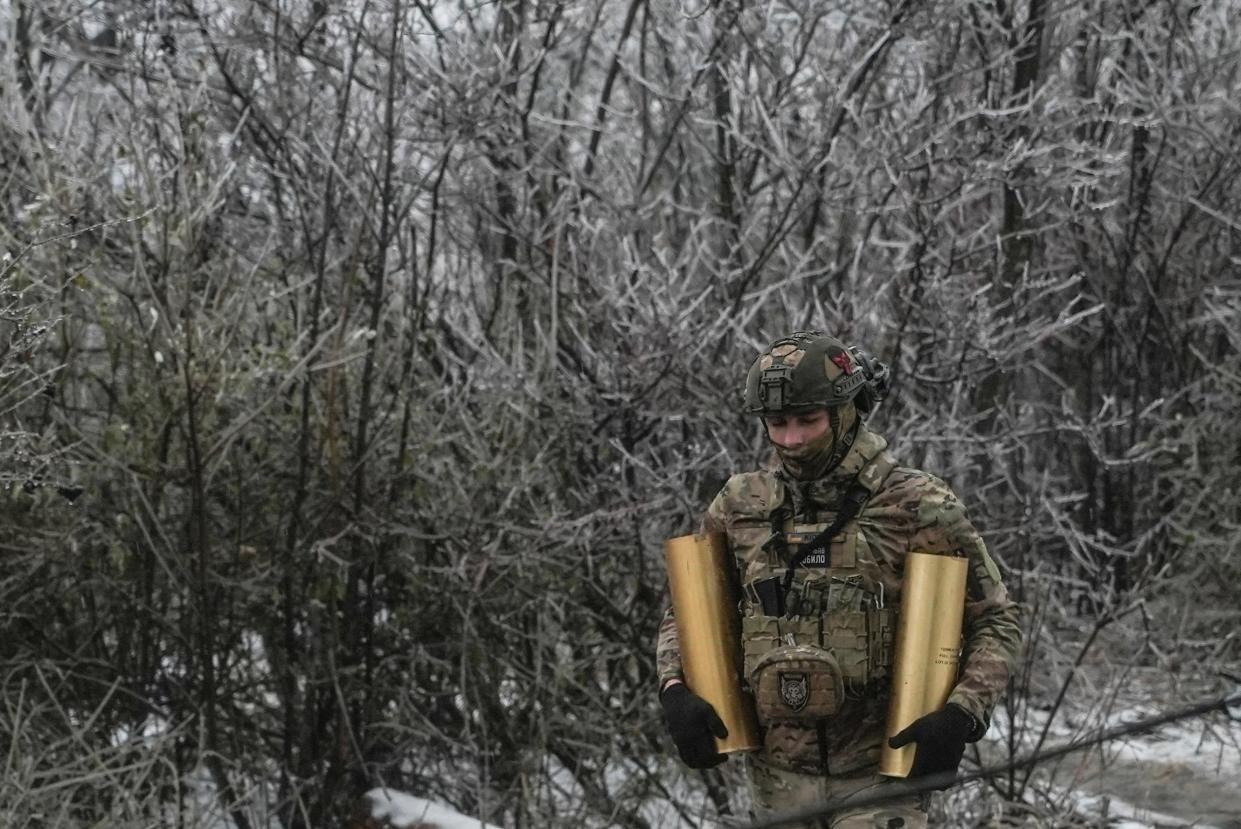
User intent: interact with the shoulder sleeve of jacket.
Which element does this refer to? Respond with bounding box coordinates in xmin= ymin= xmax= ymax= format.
xmin=888 ymin=469 xmax=1023 ymax=740
xmin=655 ymin=472 xmax=781 ymax=690
xmin=699 ymin=471 xmax=782 ymax=533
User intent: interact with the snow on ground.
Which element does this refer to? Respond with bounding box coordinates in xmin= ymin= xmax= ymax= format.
xmin=362 ymin=685 xmax=1240 ymax=829
xmin=988 ymin=686 xmax=1241 ymax=828
xmin=364 ymin=789 xmax=505 ymax=829
xmin=1073 ymin=791 xmax=1218 ymax=829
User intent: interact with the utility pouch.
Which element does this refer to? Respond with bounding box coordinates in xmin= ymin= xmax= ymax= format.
xmin=741 ymin=614 xmax=820 ymax=679
xmin=742 ymin=615 xmax=781 ymax=679
xmin=824 ymin=609 xmax=870 ymax=693
xmin=750 ymin=644 xmax=845 ymax=722
xmin=868 ymin=606 xmax=897 ymax=680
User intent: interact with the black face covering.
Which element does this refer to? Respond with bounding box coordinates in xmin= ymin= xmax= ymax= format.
xmin=772 ymin=406 xmax=859 ymax=481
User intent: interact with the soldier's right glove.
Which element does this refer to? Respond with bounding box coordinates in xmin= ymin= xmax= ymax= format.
xmin=660 ymin=683 xmax=728 ymax=769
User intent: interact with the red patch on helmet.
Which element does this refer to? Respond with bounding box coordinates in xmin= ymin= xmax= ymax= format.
xmin=830 ymin=351 xmax=853 ymax=374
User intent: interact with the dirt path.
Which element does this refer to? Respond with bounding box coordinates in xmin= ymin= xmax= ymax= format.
xmin=1004 ymin=658 xmax=1241 ymax=828
xmin=1066 ymin=748 xmax=1241 ymax=828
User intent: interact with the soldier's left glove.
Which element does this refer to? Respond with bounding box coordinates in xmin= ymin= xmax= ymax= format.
xmin=887 ymin=703 xmax=976 ymax=789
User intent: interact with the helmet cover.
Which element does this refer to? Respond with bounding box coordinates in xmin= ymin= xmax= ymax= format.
xmin=743 ymin=331 xmax=869 ymax=415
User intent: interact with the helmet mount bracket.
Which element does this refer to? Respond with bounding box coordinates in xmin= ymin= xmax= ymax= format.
xmin=758 ymin=365 xmax=793 ymax=411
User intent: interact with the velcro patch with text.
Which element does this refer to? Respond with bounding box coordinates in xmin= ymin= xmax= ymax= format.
xmin=798 ymin=546 xmax=829 ymax=567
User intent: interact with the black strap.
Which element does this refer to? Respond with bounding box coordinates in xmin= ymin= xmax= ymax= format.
xmin=819 ymin=417 xmax=859 ymax=483
xmin=816 ymin=720 xmax=830 ymax=776
xmin=779 ymin=482 xmax=872 ymax=604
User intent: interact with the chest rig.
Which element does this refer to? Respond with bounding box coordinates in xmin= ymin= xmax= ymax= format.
xmin=738 ymin=452 xmax=897 ymax=770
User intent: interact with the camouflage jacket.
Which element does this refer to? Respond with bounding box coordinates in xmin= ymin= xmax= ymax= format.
xmin=656 ymin=426 xmax=1021 ymax=774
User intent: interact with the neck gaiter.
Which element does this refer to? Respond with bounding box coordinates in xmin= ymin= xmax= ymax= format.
xmin=773 ymin=407 xmax=858 ymax=481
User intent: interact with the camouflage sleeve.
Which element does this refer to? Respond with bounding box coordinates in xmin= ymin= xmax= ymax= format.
xmin=653 ymin=488 xmax=734 ymax=690
xmin=904 ymin=474 xmax=1022 ymax=740
xmin=655 ymin=604 xmax=682 ymax=688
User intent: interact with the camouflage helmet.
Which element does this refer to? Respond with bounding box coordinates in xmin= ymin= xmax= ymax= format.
xmin=743 ymin=331 xmax=889 ymax=415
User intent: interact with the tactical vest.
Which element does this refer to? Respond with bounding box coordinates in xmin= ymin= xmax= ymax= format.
xmin=737 ymin=452 xmax=897 ymax=773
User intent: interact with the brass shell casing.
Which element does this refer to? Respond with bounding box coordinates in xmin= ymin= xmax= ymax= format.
xmin=664 ymin=533 xmax=760 ymax=754
xmin=880 ymin=552 xmax=969 ymax=777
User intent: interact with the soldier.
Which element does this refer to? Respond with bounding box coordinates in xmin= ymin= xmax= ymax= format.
xmin=656 ymin=331 xmax=1022 ymax=828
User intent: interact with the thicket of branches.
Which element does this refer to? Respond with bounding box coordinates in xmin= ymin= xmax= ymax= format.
xmin=2 ymin=0 xmax=1239 ymax=826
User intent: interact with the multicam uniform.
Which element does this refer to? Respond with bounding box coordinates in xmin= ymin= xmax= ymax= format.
xmin=656 ymin=425 xmax=1021 ymax=828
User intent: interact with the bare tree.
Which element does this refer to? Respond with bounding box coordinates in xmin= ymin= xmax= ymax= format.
xmin=2 ymin=1 xmax=1239 ymax=826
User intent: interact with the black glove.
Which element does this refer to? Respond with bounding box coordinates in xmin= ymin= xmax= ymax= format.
xmin=887 ymin=703 xmax=975 ymax=788
xmin=660 ymin=683 xmax=728 ymax=769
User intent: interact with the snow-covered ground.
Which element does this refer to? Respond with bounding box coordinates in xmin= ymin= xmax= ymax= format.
xmin=988 ymin=684 xmax=1241 ymax=828
xmin=363 ymin=789 xmax=505 ymax=829
xmin=359 ymin=684 xmax=1240 ymax=829
xmin=1074 ymin=716 xmax=1241 ymax=828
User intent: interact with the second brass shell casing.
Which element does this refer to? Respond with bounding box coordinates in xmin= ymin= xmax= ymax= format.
xmin=879 ymin=552 xmax=969 ymax=777
xmin=664 ymin=532 xmax=760 ymax=754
